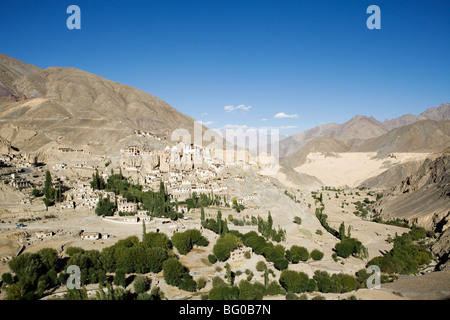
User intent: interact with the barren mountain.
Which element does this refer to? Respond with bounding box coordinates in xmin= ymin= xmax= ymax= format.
xmin=371 ymin=150 xmax=450 ymax=269
xmin=358 ymin=159 xmax=424 ymax=189
xmin=282 ymin=136 xmax=351 ymax=169
xmin=356 ymin=120 xmax=450 ymax=157
xmin=0 ymin=53 xmax=219 ymax=160
xmin=280 ymin=103 xmax=450 ymax=158
xmin=279 ymin=122 xmax=339 ymax=157
xmin=372 ymin=150 xmax=450 ymax=231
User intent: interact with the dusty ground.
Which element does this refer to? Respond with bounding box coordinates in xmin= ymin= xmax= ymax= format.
xmin=294 ymin=152 xmax=430 ymax=188
xmin=0 ymin=165 xmax=447 ymax=300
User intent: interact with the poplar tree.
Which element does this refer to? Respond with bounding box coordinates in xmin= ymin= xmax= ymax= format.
xmin=142 ymin=220 xmax=147 ymax=240
xmin=339 ymin=222 xmax=346 ymax=240
xmin=200 ymin=207 xmax=205 ymax=222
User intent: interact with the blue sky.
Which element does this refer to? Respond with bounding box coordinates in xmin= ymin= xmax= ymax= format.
xmin=1 ymin=0 xmax=449 ymax=135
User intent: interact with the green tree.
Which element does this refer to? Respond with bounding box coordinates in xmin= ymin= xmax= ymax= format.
xmin=279 ymin=270 xmax=311 ymax=293
xmin=267 ymin=280 xmax=282 ymax=296
xmin=238 ymin=280 xmax=262 ymax=300
xmin=287 ymin=245 xmax=309 ymax=263
xmin=213 ymin=233 xmax=242 ymax=262
xmin=37 ymin=248 xmax=58 ymax=271
xmin=91 ymin=168 xmax=106 ymax=190
xmin=200 ymin=206 xmax=205 ymax=222
xmin=310 ymin=249 xmax=324 ymax=261
xmin=163 ymin=258 xmax=186 ymax=287
xmin=133 ymin=276 xmax=150 ymax=294
xmin=142 ymin=220 xmax=147 ymax=240
xmin=172 ymin=232 xmax=192 ymax=255
xmin=339 ymin=222 xmax=346 ymax=239
xmin=256 ymin=261 xmax=267 ymax=272
xmin=42 ymin=171 xmax=55 ymax=201
xmin=95 ymin=194 xmax=116 ymax=216
xmin=208 ymin=254 xmax=217 ymax=264
xmin=114 ymin=268 xmax=126 ymax=287
xmin=143 ymin=232 xmax=172 ymax=250
xmin=217 ymin=210 xmax=223 ymax=235
xmin=1 ymin=272 xmax=14 ymax=286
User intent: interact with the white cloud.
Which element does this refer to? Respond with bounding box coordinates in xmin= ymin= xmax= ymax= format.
xmin=203 ymin=121 xmax=215 ymax=125
xmin=201 ymin=112 xmax=209 ymax=116
xmin=274 ymin=112 xmax=298 ymax=119
xmin=224 ymin=105 xmax=252 ymax=112
xmin=261 ymin=118 xmax=267 ymax=121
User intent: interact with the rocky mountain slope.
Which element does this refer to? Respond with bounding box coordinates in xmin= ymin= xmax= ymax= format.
xmin=372 ymin=150 xmax=450 ymax=231
xmin=0 ymin=53 xmax=221 ymax=160
xmin=356 ymin=120 xmax=450 ymax=157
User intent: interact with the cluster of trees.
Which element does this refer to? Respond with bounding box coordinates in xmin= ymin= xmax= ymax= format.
xmin=279 ymin=269 xmax=363 ymax=295
xmin=367 ymin=226 xmax=432 ymax=275
xmin=315 ymin=207 xmax=339 ymax=238
xmin=371 ymin=214 xmax=410 ymax=228
xmin=353 ymin=200 xmax=369 ymax=219
xmin=172 ymin=229 xmax=209 ymax=255
xmin=219 ymin=231 xmax=324 ymax=271
xmin=93 ymin=176 xmax=182 ymax=220
xmin=142 ymin=183 xmax=182 ymax=220
xmin=185 ymin=191 xmax=221 ymax=210
xmin=2 ymin=228 xmax=210 ymax=299
xmin=231 ymin=217 xmax=257 ymax=227
xmin=95 ymin=194 xmax=116 ymax=216
xmin=42 ymin=171 xmax=64 ymax=207
xmin=100 ymin=234 xmax=171 ymax=274
xmin=285 ymin=245 xmax=309 ymax=263
xmin=202 ymin=210 xmax=229 ymax=235
xmin=312 ymin=270 xmax=361 ymax=294
xmin=3 ymin=248 xmax=62 ymax=300
xmin=90 ymin=169 xmax=106 ymax=190
xmin=212 ymin=233 xmax=242 ymax=262
xmin=334 ymin=222 xmax=369 ymax=259
xmin=65 ymin=278 xmax=164 ymax=301
xmin=284 ymin=190 xmax=296 ymax=202
xmin=162 ymin=258 xmax=197 ymax=292
xmin=206 ymin=276 xmax=284 ymax=300
xmin=257 ymin=212 xmax=286 ymax=242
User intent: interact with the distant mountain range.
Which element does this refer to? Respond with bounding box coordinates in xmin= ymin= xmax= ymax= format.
xmin=280 ymin=103 xmax=450 ymax=158
xmin=0 ymin=53 xmax=223 ymax=159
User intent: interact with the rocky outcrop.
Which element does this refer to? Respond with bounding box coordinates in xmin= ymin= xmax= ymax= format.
xmin=373 ymin=150 xmax=450 ymax=231
xmin=432 ymin=227 xmax=450 ymax=271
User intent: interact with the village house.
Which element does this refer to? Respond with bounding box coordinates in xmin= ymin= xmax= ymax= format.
xmin=120 ymin=145 xmax=140 ymax=156
xmin=10 ymin=174 xmax=31 ymax=189
xmin=81 ymin=232 xmax=100 ymax=240
xmin=52 ymin=163 xmax=67 ymax=170
xmin=35 ymin=231 xmax=55 ymax=239
xmin=60 ymin=202 xmax=75 ymax=210
xmin=137 ymin=210 xmax=152 ymax=221
xmin=123 ymin=216 xmax=139 ymax=223
xmin=176 ymin=203 xmax=188 ymax=214
xmin=229 ymin=247 xmax=252 ymax=262
xmin=118 ymin=202 xmax=138 ymax=213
